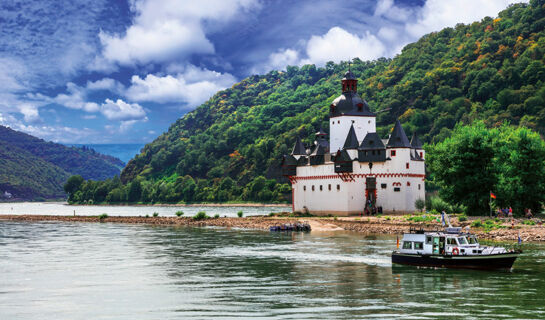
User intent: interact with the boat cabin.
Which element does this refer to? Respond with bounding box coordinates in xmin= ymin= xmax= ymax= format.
xmin=399 ymin=227 xmax=501 ymax=256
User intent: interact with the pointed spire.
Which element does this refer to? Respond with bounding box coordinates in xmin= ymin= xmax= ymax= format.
xmin=387 ymin=120 xmax=411 ymax=148
xmin=310 ymin=144 xmax=326 ymax=156
xmin=343 ymin=124 xmax=359 ymax=149
xmin=410 ymin=132 xmax=423 ymax=149
xmin=359 ymin=132 xmax=386 ymax=150
xmin=291 ymin=136 xmax=307 ymax=155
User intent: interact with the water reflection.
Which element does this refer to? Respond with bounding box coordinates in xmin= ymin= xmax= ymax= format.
xmin=0 ymin=221 xmax=544 ymax=319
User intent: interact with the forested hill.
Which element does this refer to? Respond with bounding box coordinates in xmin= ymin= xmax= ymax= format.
xmin=77 ymin=1 xmax=544 ymax=204
xmin=0 ymin=125 xmax=124 ymax=200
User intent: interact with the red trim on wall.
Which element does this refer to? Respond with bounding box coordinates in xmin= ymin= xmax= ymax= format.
xmin=292 ymin=173 xmax=425 ymax=181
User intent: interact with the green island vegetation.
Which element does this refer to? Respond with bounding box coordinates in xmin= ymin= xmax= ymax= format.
xmin=0 ymin=125 xmax=124 ymax=200
xmin=64 ymin=2 xmax=545 ymax=214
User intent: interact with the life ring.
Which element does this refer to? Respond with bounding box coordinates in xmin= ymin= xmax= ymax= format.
xmin=452 ymin=247 xmax=459 ymax=255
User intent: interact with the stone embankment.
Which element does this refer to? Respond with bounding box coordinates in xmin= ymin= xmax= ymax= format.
xmin=1 ymin=215 xmax=544 ymax=242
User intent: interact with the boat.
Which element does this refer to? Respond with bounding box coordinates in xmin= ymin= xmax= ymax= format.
xmin=392 ymin=227 xmax=522 ymax=270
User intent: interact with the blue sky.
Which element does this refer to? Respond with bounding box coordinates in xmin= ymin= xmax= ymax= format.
xmin=0 ymin=0 xmax=526 ymax=143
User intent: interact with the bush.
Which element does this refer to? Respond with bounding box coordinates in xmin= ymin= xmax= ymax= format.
xmin=98 ymin=213 xmax=108 ymax=220
xmin=145 ymin=214 xmax=149 ymax=218
xmin=237 ymin=210 xmax=243 ymax=218
xmin=153 ymin=212 xmax=159 ymax=217
xmin=522 ymin=220 xmax=536 ymax=225
xmin=415 ymin=198 xmax=425 ymax=212
xmin=214 ymin=214 xmax=220 ymax=218
xmin=430 ymin=196 xmax=450 ymax=213
xmin=268 ymin=212 xmax=275 ymax=217
xmin=175 ymin=211 xmax=184 ymax=217
xmin=193 ymin=211 xmax=209 ymax=220
xmin=333 ymin=216 xmax=338 ymax=220
xmin=471 ymin=219 xmax=483 ymax=228
xmin=458 ymin=214 xmax=468 ymax=222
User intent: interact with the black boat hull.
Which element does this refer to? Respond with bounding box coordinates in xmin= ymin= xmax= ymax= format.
xmin=392 ymin=252 xmax=520 ymax=270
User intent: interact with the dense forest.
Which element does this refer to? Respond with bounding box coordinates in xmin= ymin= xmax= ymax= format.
xmin=0 ymin=125 xmax=124 ymax=200
xmin=67 ymin=1 xmax=545 ymax=205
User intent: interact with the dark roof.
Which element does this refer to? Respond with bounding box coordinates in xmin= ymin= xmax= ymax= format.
xmin=330 ymin=92 xmax=375 ymax=117
xmin=410 ymin=132 xmax=423 ymax=149
xmin=343 ymin=124 xmax=359 ymax=149
xmin=291 ymin=136 xmax=307 ymax=155
xmin=315 ymin=126 xmax=327 ymax=136
xmin=282 ymin=154 xmax=298 ymax=165
xmin=387 ymin=120 xmax=411 ymax=148
xmin=359 ymin=132 xmax=386 ymax=150
xmin=310 ymin=144 xmax=326 ymax=156
xmin=411 ymin=150 xmax=423 ymax=161
xmin=342 ymin=70 xmax=356 ymax=80
xmin=335 ymin=149 xmax=353 ymax=162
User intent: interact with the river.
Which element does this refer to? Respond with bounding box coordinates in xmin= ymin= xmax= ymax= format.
xmin=1 ymin=220 xmax=544 ymax=319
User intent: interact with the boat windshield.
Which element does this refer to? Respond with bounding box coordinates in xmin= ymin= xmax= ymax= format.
xmin=457 ymin=237 xmax=468 ymax=245
xmin=467 ymin=236 xmax=478 ymax=244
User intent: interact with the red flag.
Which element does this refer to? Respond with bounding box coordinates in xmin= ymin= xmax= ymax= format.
xmin=490 ymin=191 xmax=497 ymax=199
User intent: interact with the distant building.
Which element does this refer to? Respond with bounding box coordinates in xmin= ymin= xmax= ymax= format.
xmin=282 ymin=69 xmax=425 ymax=216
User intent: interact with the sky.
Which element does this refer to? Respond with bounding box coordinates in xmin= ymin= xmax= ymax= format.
xmin=0 ymin=0 xmax=528 ymax=144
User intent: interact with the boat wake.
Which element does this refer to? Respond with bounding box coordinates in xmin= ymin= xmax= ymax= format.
xmin=209 ymin=245 xmax=392 ymax=267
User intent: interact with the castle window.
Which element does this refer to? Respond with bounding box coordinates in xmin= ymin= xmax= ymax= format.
xmin=304 ymin=186 xmax=306 ymax=191
xmin=394 ymin=187 xmax=401 ymax=192
xmin=328 ymin=184 xmax=331 ymax=191
xmin=368 ymin=120 xmax=371 ymax=124
xmin=418 ymin=184 xmax=421 ymax=190
xmin=337 ymin=184 xmax=340 ymax=191
xmin=378 ymin=150 xmax=381 ymax=155
xmin=407 ymin=182 xmax=411 ymax=186
xmin=381 ymin=183 xmax=387 ymax=189
xmin=332 ymin=121 xmax=334 ymax=125
xmin=406 ymin=163 xmax=409 ymax=169
xmin=320 ymin=185 xmax=323 ymax=191
xmin=338 ymin=120 xmax=340 ymax=124
xmin=312 ymin=185 xmax=315 ymax=191
xmin=372 ymin=150 xmax=376 ymax=155
xmin=391 ymin=150 xmax=396 ymax=157
xmin=420 ymin=152 xmax=423 ymax=158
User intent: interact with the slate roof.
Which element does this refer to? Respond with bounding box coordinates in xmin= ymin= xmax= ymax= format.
xmin=330 ymin=92 xmax=375 ymax=117
xmin=310 ymin=144 xmax=326 ymax=156
xmin=359 ymin=132 xmax=386 ymax=150
xmin=335 ymin=149 xmax=353 ymax=162
xmin=291 ymin=136 xmax=307 ymax=155
xmin=410 ymin=132 xmax=423 ymax=149
xmin=387 ymin=120 xmax=411 ymax=148
xmin=343 ymin=124 xmax=359 ymax=149
xmin=282 ymin=154 xmax=298 ymax=165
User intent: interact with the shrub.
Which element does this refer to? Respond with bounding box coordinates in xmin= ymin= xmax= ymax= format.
xmin=430 ymin=196 xmax=450 ymax=213
xmin=193 ymin=211 xmax=209 ymax=220
xmin=98 ymin=213 xmax=108 ymax=220
xmin=153 ymin=212 xmax=159 ymax=217
xmin=471 ymin=219 xmax=483 ymax=228
xmin=175 ymin=211 xmax=184 ymax=217
xmin=145 ymin=214 xmax=149 ymax=218
xmin=415 ymin=198 xmax=425 ymax=212
xmin=268 ymin=212 xmax=275 ymax=217
xmin=458 ymin=214 xmax=468 ymax=222
xmin=522 ymin=220 xmax=536 ymax=225
xmin=333 ymin=216 xmax=338 ymax=220
xmin=237 ymin=210 xmax=243 ymax=218
xmin=214 ymin=214 xmax=220 ymax=219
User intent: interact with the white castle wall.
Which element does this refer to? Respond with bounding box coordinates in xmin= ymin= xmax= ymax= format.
xmin=329 ymin=116 xmax=376 ymax=153
xmin=293 ymin=148 xmax=425 ymax=215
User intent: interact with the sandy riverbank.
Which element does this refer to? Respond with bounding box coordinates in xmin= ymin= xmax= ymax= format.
xmin=1 ymin=214 xmax=544 ymax=242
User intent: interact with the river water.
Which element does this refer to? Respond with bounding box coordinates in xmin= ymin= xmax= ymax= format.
xmin=0 ymin=202 xmax=289 ymax=217
xmin=1 ymin=220 xmax=544 ymax=319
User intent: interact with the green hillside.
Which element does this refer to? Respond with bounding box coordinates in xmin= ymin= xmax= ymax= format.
xmin=0 ymin=125 xmax=124 ymax=200
xmin=69 ymin=1 xmax=545 ymax=204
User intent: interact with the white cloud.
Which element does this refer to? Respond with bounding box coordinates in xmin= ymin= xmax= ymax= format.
xmin=125 ymin=65 xmax=236 ymax=106
xmin=86 ymin=78 xmax=124 ymax=93
xmin=303 ymin=27 xmax=387 ymax=66
xmin=263 ymin=49 xmax=301 ymax=71
xmin=18 ymin=104 xmax=40 ymax=123
xmin=98 ymin=0 xmax=259 ymax=66
xmin=100 ymin=98 xmax=147 ymax=121
xmin=405 ymin=0 xmax=526 ymax=39
xmin=52 ymin=83 xmax=100 ymax=113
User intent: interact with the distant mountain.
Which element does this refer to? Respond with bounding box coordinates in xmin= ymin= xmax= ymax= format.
xmin=65 ymin=144 xmax=145 ymax=163
xmin=0 ymin=125 xmax=124 ymax=200
xmin=69 ymin=1 xmax=545 ymax=204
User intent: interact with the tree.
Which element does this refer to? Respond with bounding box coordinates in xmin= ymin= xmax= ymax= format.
xmin=127 ymin=180 xmax=142 ymax=202
xmin=64 ymin=175 xmax=84 ymax=197
xmin=427 ymin=122 xmax=497 ymax=215
xmin=415 ymin=198 xmax=425 ymax=212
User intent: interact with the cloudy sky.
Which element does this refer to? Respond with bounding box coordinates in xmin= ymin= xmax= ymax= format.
xmin=0 ymin=0 xmax=526 ymax=143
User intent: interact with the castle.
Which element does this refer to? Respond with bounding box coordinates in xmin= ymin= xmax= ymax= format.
xmin=282 ymin=69 xmax=425 ymax=216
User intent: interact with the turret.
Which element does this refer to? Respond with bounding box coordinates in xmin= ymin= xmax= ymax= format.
xmin=343 ymin=124 xmax=359 ymax=159
xmin=410 ymin=132 xmax=425 ymax=160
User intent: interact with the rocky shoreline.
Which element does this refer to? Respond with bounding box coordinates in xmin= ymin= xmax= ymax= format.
xmin=1 ymin=214 xmax=544 ymax=242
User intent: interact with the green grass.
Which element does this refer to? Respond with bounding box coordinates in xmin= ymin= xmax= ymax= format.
xmin=214 ymin=214 xmax=220 ymax=219
xmin=237 ymin=210 xmax=243 ymax=218
xmin=522 ymin=220 xmax=536 ymax=225
xmin=153 ymin=212 xmax=159 ymax=217
xmin=98 ymin=213 xmax=108 ymax=220
xmin=405 ymin=214 xmax=437 ymax=223
xmin=175 ymin=211 xmax=184 ymax=217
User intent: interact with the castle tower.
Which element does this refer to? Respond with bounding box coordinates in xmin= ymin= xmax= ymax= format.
xmin=329 ymin=69 xmax=376 ymax=153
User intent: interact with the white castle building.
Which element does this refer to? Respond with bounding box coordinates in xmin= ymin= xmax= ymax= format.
xmin=282 ymin=69 xmax=425 ymax=216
